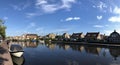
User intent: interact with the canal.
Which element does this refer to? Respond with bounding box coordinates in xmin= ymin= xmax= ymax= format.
xmin=10 ymin=42 xmax=120 ymax=65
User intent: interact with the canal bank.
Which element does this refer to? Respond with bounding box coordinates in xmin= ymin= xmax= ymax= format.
xmin=52 ymin=41 xmax=120 ymax=47
xmin=0 ymin=42 xmax=13 ymax=65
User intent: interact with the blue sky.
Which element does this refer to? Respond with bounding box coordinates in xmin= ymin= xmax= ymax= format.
xmin=0 ymin=0 xmax=120 ymax=36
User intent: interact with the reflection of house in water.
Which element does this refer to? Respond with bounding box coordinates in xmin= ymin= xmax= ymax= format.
xmin=66 ymin=60 xmax=79 ymax=65
xmin=56 ymin=44 xmax=70 ymax=50
xmin=46 ymin=44 xmax=56 ymax=50
xmin=84 ymin=46 xmax=101 ymax=56
xmin=70 ymin=45 xmax=84 ymax=52
xmin=25 ymin=42 xmax=38 ymax=48
xmin=109 ymin=47 xmax=120 ymax=60
xmin=61 ymin=45 xmax=70 ymax=50
xmin=64 ymin=45 xmax=70 ymax=50
xmin=10 ymin=42 xmax=38 ymax=48
xmin=79 ymin=46 xmax=84 ymax=52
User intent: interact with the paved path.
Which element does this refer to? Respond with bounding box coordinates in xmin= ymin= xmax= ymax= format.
xmin=0 ymin=42 xmax=13 ymax=65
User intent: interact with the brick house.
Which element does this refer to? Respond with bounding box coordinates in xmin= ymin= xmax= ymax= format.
xmin=85 ymin=32 xmax=103 ymax=42
xmin=70 ymin=32 xmax=84 ymax=41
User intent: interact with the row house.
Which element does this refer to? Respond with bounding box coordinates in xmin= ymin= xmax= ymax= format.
xmin=70 ymin=32 xmax=84 ymax=41
xmin=63 ymin=33 xmax=70 ymax=39
xmin=22 ymin=34 xmax=38 ymax=40
xmin=84 ymin=32 xmax=103 ymax=42
xmin=47 ymin=33 xmax=56 ymax=39
xmin=7 ymin=34 xmax=38 ymax=41
xmin=62 ymin=33 xmax=70 ymax=41
xmin=107 ymin=30 xmax=120 ymax=43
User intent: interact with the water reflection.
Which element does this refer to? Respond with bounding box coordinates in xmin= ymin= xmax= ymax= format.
xmin=12 ymin=55 xmax=24 ymax=65
xmin=9 ymin=42 xmax=120 ymax=65
xmin=109 ymin=47 xmax=120 ymax=60
xmin=10 ymin=42 xmax=39 ymax=48
xmin=84 ymin=46 xmax=101 ymax=56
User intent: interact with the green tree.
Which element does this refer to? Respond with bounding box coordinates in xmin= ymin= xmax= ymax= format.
xmin=0 ymin=19 xmax=6 ymax=40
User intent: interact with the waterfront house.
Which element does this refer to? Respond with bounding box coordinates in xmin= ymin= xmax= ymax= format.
xmin=84 ymin=32 xmax=103 ymax=42
xmin=55 ymin=35 xmax=63 ymax=41
xmin=22 ymin=34 xmax=38 ymax=40
xmin=70 ymin=32 xmax=84 ymax=41
xmin=107 ymin=30 xmax=120 ymax=43
xmin=13 ymin=36 xmax=21 ymax=40
xmin=62 ymin=33 xmax=70 ymax=41
xmin=63 ymin=33 xmax=70 ymax=39
xmin=47 ymin=33 xmax=56 ymax=39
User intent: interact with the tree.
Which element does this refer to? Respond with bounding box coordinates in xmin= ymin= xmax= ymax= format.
xmin=0 ymin=19 xmax=6 ymax=40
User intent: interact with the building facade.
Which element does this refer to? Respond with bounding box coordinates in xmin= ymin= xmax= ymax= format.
xmin=70 ymin=32 xmax=84 ymax=41
xmin=21 ymin=34 xmax=38 ymax=40
xmin=85 ymin=32 xmax=103 ymax=42
xmin=47 ymin=33 xmax=56 ymax=39
xmin=62 ymin=33 xmax=70 ymax=39
xmin=107 ymin=30 xmax=120 ymax=43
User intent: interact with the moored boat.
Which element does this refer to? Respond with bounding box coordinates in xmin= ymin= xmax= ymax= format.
xmin=9 ymin=44 xmax=24 ymax=57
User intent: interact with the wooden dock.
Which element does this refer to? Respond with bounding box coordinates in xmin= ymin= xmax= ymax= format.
xmin=0 ymin=42 xmax=13 ymax=65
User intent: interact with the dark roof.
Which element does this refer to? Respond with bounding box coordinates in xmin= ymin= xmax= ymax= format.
xmin=71 ymin=33 xmax=83 ymax=36
xmin=110 ymin=30 xmax=120 ymax=36
xmin=85 ymin=32 xmax=99 ymax=38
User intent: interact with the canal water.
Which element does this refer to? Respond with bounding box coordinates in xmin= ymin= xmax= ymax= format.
xmin=10 ymin=42 xmax=120 ymax=65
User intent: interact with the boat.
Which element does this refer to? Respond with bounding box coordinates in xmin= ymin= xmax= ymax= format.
xmin=12 ymin=55 xmax=24 ymax=65
xmin=9 ymin=44 xmax=24 ymax=57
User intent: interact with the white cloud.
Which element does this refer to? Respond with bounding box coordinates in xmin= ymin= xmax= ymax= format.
xmin=36 ymin=0 xmax=47 ymax=5
xmin=41 ymin=4 xmax=60 ymax=13
xmin=11 ymin=1 xmax=30 ymax=11
xmin=35 ymin=0 xmax=76 ymax=13
xmin=97 ymin=2 xmax=107 ymax=10
xmin=26 ymin=13 xmax=40 ymax=18
xmin=66 ymin=17 xmax=73 ymax=21
xmin=93 ymin=25 xmax=104 ymax=28
xmin=65 ymin=17 xmax=80 ymax=21
xmin=36 ymin=27 xmax=43 ymax=31
xmin=103 ymin=30 xmax=113 ymax=35
xmin=54 ymin=28 xmax=71 ymax=33
xmin=108 ymin=6 xmax=120 ymax=23
xmin=103 ymin=29 xmax=120 ymax=35
xmin=3 ymin=16 xmax=8 ymax=20
xmin=30 ymin=22 xmax=36 ymax=27
xmin=97 ymin=16 xmax=102 ymax=20
xmin=61 ymin=0 xmax=76 ymax=9
xmin=74 ymin=17 xmax=80 ymax=20
xmin=26 ymin=22 xmax=36 ymax=29
xmin=108 ymin=16 xmax=120 ymax=22
xmin=93 ymin=1 xmax=108 ymax=12
xmin=113 ymin=6 xmax=120 ymax=14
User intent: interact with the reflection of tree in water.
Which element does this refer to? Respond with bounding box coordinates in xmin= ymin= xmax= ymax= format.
xmin=12 ymin=55 xmax=24 ymax=65
xmin=0 ymin=46 xmax=8 ymax=65
xmin=109 ymin=47 xmax=120 ymax=60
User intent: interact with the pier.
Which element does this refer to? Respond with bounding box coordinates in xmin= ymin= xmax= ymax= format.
xmin=0 ymin=42 xmax=13 ymax=65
